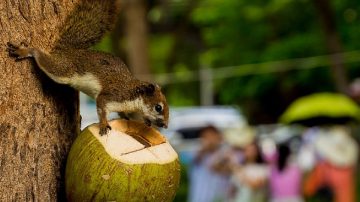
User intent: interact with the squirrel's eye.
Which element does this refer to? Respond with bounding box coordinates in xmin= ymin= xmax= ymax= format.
xmin=155 ymin=104 xmax=162 ymax=113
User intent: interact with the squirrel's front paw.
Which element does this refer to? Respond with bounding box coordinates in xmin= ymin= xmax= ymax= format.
xmin=144 ymin=118 xmax=152 ymax=127
xmin=7 ymin=42 xmax=31 ymax=59
xmin=99 ymin=125 xmax=112 ymax=136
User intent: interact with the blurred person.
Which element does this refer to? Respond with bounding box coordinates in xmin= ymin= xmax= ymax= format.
xmin=188 ymin=125 xmax=230 ymax=202
xmin=267 ymin=143 xmax=303 ymax=202
xmin=221 ymin=126 xmax=258 ymax=170
xmin=230 ymin=140 xmax=269 ymax=202
xmin=261 ymin=126 xmax=304 ymax=202
xmin=303 ymin=126 xmax=358 ymax=202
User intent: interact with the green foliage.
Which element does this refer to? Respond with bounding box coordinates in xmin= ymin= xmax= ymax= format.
xmin=187 ymin=0 xmax=360 ymax=122
xmin=149 ymin=35 xmax=174 ymax=74
xmin=94 ymin=0 xmax=360 ymax=123
xmin=92 ymin=34 xmax=113 ymax=54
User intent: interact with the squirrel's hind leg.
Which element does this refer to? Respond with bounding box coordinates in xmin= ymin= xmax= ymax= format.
xmin=8 ymin=42 xmax=76 ymax=85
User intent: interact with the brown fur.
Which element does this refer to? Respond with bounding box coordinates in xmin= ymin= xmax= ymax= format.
xmin=7 ymin=0 xmax=169 ymax=135
xmin=56 ymin=0 xmax=121 ymax=49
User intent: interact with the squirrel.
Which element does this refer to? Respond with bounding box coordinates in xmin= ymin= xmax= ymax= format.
xmin=7 ymin=0 xmax=169 ymax=135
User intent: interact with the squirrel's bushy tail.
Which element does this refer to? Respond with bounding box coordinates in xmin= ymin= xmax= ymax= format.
xmin=56 ymin=0 xmax=120 ymax=49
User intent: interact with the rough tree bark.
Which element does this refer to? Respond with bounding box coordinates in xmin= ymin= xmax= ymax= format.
xmin=313 ymin=0 xmax=349 ymax=94
xmin=0 ymin=1 xmax=80 ymax=201
xmin=124 ymin=0 xmax=151 ymax=77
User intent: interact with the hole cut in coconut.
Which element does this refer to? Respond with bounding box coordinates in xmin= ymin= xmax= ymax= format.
xmin=88 ymin=119 xmax=177 ymax=164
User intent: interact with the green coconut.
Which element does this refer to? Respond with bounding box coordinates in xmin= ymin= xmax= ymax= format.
xmin=65 ymin=119 xmax=180 ymax=202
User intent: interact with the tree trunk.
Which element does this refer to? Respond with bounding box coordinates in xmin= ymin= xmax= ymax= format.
xmin=313 ymin=0 xmax=349 ymax=94
xmin=124 ymin=0 xmax=151 ymax=77
xmin=0 ymin=1 xmax=80 ymax=201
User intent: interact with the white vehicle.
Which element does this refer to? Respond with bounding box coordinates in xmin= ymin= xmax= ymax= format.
xmin=162 ymin=106 xmax=247 ymax=164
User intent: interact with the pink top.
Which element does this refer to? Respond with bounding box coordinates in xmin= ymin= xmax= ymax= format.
xmin=270 ymin=164 xmax=302 ymax=199
xmin=264 ymin=151 xmax=302 ymax=200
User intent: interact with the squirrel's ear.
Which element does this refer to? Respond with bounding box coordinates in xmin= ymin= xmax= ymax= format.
xmin=144 ymin=84 xmax=155 ymax=96
xmin=137 ymin=83 xmax=155 ymax=96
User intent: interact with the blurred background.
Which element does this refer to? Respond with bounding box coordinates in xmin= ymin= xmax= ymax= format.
xmin=81 ymin=0 xmax=360 ymax=201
